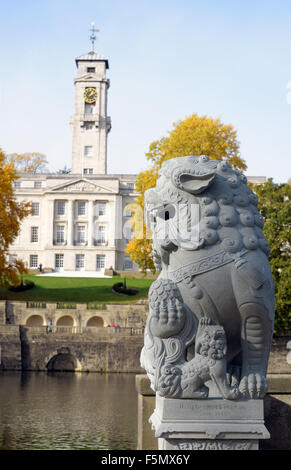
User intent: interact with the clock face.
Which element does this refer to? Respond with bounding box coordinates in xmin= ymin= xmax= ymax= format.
xmin=84 ymin=87 xmax=98 ymax=104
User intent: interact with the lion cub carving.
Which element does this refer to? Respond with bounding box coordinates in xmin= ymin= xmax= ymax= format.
xmin=159 ymin=318 xmax=239 ymax=400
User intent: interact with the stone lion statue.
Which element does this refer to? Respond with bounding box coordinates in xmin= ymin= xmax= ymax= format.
xmin=140 ymin=155 xmax=275 ymax=400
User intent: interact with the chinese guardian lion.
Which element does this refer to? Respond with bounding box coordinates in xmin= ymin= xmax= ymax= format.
xmin=141 ymin=155 xmax=275 ymax=400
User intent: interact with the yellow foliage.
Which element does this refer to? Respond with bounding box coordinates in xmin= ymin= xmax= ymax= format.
xmin=146 ymin=113 xmax=246 ymax=172
xmin=126 ymin=113 xmax=247 ymax=273
xmin=6 ymin=152 xmax=49 ymax=173
xmin=0 ymin=148 xmax=31 ymax=286
xmin=125 ymin=234 xmax=155 ymax=274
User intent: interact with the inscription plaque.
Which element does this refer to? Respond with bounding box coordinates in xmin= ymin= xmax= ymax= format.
xmin=162 ymin=439 xmax=257 ymax=451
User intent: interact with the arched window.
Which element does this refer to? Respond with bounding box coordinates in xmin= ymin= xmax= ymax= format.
xmin=87 ymin=316 xmax=104 ymax=327
xmin=26 ymin=315 xmax=43 ymax=326
xmin=56 ymin=316 xmax=74 ymax=326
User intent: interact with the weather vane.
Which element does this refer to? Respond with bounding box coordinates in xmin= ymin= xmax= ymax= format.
xmin=89 ymin=21 xmax=99 ymax=51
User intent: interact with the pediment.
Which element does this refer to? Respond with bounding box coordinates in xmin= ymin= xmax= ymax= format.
xmin=47 ymin=179 xmax=116 ymax=194
xmin=74 ymin=73 xmax=97 ymax=83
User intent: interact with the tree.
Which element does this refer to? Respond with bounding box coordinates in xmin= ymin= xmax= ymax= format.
xmin=6 ymin=152 xmax=49 ymax=173
xmin=57 ymin=165 xmax=71 ymax=174
xmin=255 ymin=179 xmax=291 ymax=334
xmin=126 ymin=233 xmax=156 ymax=273
xmin=146 ymin=113 xmax=246 ymax=172
xmin=0 ymin=148 xmax=31 ymax=286
xmin=126 ymin=113 xmax=246 ymax=272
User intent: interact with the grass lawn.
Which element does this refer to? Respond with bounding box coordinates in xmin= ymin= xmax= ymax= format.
xmin=0 ymin=275 xmax=154 ymax=303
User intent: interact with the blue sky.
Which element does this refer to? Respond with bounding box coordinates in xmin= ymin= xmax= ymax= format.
xmin=0 ymin=0 xmax=290 ymax=182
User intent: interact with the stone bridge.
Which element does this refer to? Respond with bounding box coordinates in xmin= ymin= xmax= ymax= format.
xmin=0 ymin=324 xmax=144 ymax=372
xmin=0 ymin=299 xmax=148 ymax=372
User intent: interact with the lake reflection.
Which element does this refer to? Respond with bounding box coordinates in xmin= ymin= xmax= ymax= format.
xmin=0 ymin=372 xmax=138 ymax=450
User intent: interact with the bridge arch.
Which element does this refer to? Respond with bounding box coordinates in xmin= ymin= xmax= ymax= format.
xmin=26 ymin=315 xmax=44 ymax=326
xmin=46 ymin=348 xmax=81 ymax=372
xmin=87 ymin=316 xmax=104 ymax=327
xmin=56 ymin=315 xmax=74 ymax=326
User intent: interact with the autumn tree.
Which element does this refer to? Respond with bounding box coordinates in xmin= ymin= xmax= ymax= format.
xmin=0 ymin=148 xmax=31 ymax=286
xmin=57 ymin=165 xmax=71 ymax=174
xmin=146 ymin=113 xmax=246 ymax=172
xmin=126 ymin=113 xmax=246 ymax=272
xmin=6 ymin=152 xmax=49 ymax=173
xmin=255 ymin=179 xmax=291 ymax=334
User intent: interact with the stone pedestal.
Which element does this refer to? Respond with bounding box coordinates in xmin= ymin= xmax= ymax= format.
xmin=150 ymin=394 xmax=270 ymax=450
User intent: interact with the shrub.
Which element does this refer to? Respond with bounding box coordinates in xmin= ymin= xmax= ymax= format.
xmin=112 ymin=281 xmax=138 ymax=296
xmin=8 ymin=280 xmax=35 ymax=292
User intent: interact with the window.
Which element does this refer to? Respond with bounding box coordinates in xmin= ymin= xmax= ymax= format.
xmin=96 ymin=254 xmax=106 ymax=270
xmin=77 ymin=201 xmax=86 ymax=216
xmin=127 ymin=183 xmax=135 ymax=190
xmin=14 ymin=181 xmax=21 ymax=189
xmin=30 ymin=255 xmax=38 ymax=268
xmin=124 ymin=208 xmax=131 ymax=218
xmin=76 ymin=254 xmax=85 ymax=270
xmin=83 ymin=168 xmax=93 ymax=175
xmin=13 ymin=235 xmax=19 ymax=245
xmin=98 ymin=202 xmax=106 ymax=216
xmin=84 ymin=146 xmax=93 ymax=157
xmin=76 ymin=225 xmax=86 ymax=243
xmin=84 ymin=122 xmax=94 ymax=130
xmin=85 ymin=103 xmax=94 ymax=114
xmin=97 ymin=225 xmax=106 ymax=245
xmin=55 ymin=254 xmax=64 ymax=269
xmin=124 ymin=222 xmax=134 ymax=241
xmin=56 ymin=201 xmax=66 ymax=216
xmin=124 ymin=255 xmax=133 ymax=270
xmin=31 ymin=226 xmax=39 ymax=243
xmin=31 ymin=202 xmax=40 ymax=216
xmin=9 ymin=254 xmax=16 ymax=266
xmin=34 ymin=181 xmax=42 ymax=189
xmin=87 ymin=67 xmax=95 ymax=73
xmin=56 ymin=225 xmax=65 ymax=243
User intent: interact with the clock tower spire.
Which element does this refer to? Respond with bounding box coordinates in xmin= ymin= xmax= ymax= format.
xmin=89 ymin=21 xmax=99 ymax=52
xmin=71 ymin=26 xmax=111 ymax=175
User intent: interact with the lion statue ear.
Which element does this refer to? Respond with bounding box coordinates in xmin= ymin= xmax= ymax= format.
xmin=172 ymin=170 xmax=216 ymax=194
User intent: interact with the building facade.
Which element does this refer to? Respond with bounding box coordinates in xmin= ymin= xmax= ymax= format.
xmin=8 ymin=49 xmax=138 ymax=273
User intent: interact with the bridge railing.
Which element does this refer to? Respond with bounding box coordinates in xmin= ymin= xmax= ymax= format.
xmin=23 ymin=326 xmax=144 ymax=335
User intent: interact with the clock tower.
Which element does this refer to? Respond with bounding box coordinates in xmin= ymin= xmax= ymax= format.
xmin=71 ymin=49 xmax=111 ymax=174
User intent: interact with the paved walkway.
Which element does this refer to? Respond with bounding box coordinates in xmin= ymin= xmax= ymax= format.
xmin=36 ymin=271 xmax=111 ymax=278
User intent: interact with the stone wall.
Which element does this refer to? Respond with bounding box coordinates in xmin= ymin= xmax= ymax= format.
xmin=3 ymin=300 xmax=148 ymax=329
xmin=0 ymin=324 xmax=145 ymax=372
xmin=0 ymin=302 xmax=5 ymax=325
xmin=0 ymin=325 xmax=22 ymax=370
xmin=0 ymin=299 xmax=148 ymax=372
xmin=20 ymin=326 xmax=144 ymax=372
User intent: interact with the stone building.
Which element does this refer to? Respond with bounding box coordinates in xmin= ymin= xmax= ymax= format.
xmin=8 ymin=48 xmax=138 ymax=273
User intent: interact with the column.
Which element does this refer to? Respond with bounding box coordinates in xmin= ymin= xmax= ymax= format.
xmin=87 ymin=200 xmax=94 ymax=247
xmin=114 ymin=195 xmax=123 ymax=248
xmin=46 ymin=199 xmax=54 ymax=246
xmin=67 ymin=200 xmax=74 ymax=246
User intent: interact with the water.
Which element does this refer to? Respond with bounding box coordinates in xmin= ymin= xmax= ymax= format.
xmin=0 ymin=372 xmax=138 ymax=450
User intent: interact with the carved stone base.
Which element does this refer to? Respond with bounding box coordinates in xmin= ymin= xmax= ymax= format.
xmin=150 ymin=394 xmax=270 ymax=450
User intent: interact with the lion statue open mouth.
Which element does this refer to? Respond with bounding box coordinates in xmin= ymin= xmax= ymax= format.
xmin=141 ymin=155 xmax=275 ymax=400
